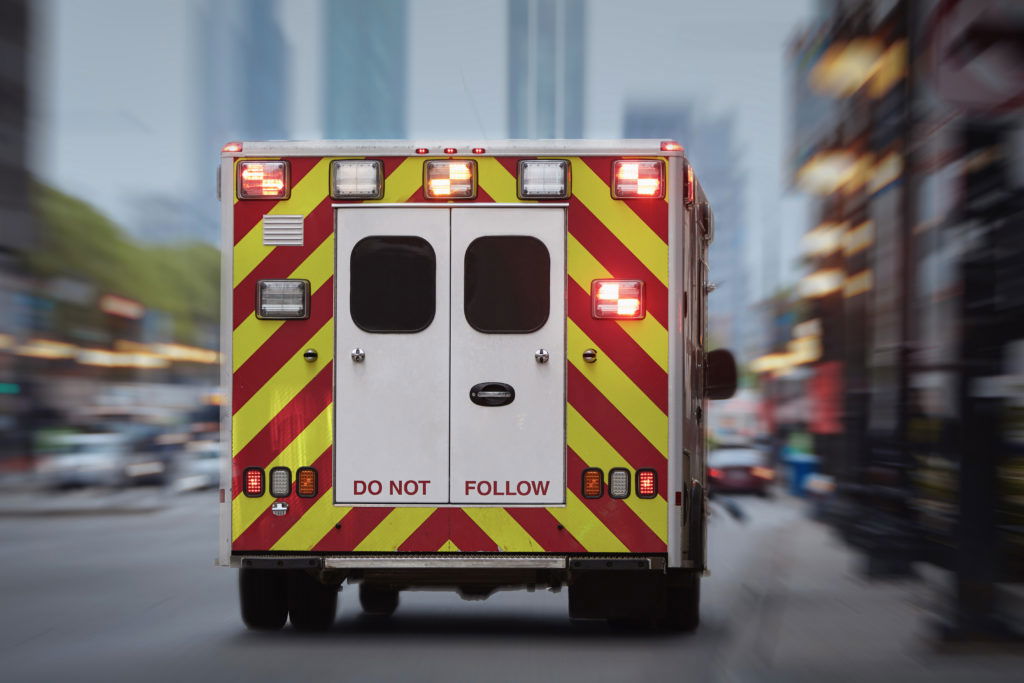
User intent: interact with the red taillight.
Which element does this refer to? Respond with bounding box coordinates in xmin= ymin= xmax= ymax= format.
xmin=296 ymin=467 xmax=318 ymax=498
xmin=660 ymin=140 xmax=682 ymax=152
xmin=612 ymin=160 xmax=663 ymax=198
xmin=582 ymin=468 xmax=604 ymax=498
xmin=591 ymin=279 xmax=645 ymax=320
xmin=636 ymin=469 xmax=657 ymax=498
xmin=243 ymin=468 xmax=264 ymax=497
xmin=222 ymin=141 xmax=243 ymax=153
xmin=709 ymin=468 xmax=723 ymax=479
xmin=238 ymin=161 xmax=289 ymax=199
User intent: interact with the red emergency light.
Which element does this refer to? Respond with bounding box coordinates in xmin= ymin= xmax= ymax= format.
xmin=238 ymin=161 xmax=289 ymax=199
xmin=612 ymin=160 xmax=663 ymax=199
xmin=591 ymin=279 xmax=645 ymax=320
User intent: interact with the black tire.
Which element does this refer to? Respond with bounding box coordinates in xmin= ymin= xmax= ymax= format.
xmin=359 ymin=584 xmax=399 ymax=616
xmin=239 ymin=568 xmax=288 ymax=631
xmin=287 ymin=570 xmax=338 ymax=632
xmin=662 ymin=570 xmax=700 ymax=632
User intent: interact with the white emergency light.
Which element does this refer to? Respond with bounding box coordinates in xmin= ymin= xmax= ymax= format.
xmin=256 ymin=279 xmax=310 ymax=320
xmin=332 ymin=160 xmax=384 ymax=199
xmin=608 ymin=468 xmax=631 ymax=498
xmin=518 ymin=160 xmax=569 ymax=199
xmin=424 ymin=160 xmax=476 ymax=199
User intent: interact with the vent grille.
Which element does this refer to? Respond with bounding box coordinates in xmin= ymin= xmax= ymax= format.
xmin=262 ymin=215 xmax=304 ymax=246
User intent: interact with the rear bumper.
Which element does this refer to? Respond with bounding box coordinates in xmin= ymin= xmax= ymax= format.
xmin=227 ymin=553 xmax=675 ymax=571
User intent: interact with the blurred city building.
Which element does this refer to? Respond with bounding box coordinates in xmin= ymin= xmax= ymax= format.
xmin=507 ymin=0 xmax=585 ymax=139
xmin=622 ymin=103 xmax=751 ymax=361
xmin=769 ymin=0 xmax=1024 ymax=639
xmin=324 ymin=0 xmax=407 ymax=138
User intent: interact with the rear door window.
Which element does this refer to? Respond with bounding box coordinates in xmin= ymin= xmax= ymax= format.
xmin=464 ymin=235 xmax=550 ymax=333
xmin=350 ymin=236 xmax=436 ymax=333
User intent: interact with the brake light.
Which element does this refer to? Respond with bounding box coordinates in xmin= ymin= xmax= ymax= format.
xmin=591 ymin=279 xmax=645 ymax=320
xmin=296 ymin=467 xmax=318 ymax=498
xmin=582 ymin=468 xmax=604 ymax=498
xmin=238 ymin=161 xmax=289 ymax=199
xmin=612 ymin=160 xmax=663 ymax=198
xmin=709 ymin=468 xmax=723 ymax=479
xmin=243 ymin=468 xmax=264 ymax=497
xmin=636 ymin=469 xmax=657 ymax=498
xmin=424 ymin=159 xmax=476 ymax=199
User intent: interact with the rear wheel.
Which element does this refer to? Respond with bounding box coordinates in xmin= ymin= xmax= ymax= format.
xmin=359 ymin=584 xmax=399 ymax=616
xmin=239 ymin=568 xmax=288 ymax=631
xmin=287 ymin=570 xmax=338 ymax=632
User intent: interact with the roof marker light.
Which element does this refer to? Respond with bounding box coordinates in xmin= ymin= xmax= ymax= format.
xmin=661 ymin=141 xmax=682 ymax=152
xmin=444 ymin=147 xmax=457 ymax=155
xmin=222 ymin=141 xmax=243 ymax=153
xmin=415 ymin=147 xmax=429 ymax=154
xmin=472 ymin=147 xmax=486 ymax=154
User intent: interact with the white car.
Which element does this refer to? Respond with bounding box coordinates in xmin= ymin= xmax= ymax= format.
xmin=36 ymin=433 xmax=130 ymax=489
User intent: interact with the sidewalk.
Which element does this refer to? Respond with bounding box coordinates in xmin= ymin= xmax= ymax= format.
xmin=719 ymin=496 xmax=1022 ymax=682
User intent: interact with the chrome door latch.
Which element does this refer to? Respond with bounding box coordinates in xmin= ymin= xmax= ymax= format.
xmin=351 ymin=348 xmax=365 ymax=362
xmin=535 ymin=349 xmax=550 ymax=363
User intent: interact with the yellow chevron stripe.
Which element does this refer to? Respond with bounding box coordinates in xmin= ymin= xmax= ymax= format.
xmin=233 ymin=158 xmax=333 ymax=287
xmin=567 ymin=406 xmax=667 ymax=543
xmin=355 ymin=507 xmax=436 ymax=551
xmin=566 ymin=234 xmax=668 ymax=372
xmin=567 ymin=319 xmax=668 ymax=456
xmin=230 ymin=406 xmax=334 ymax=540
xmin=476 ymin=157 xmax=527 ymax=203
xmin=548 ymin=494 xmax=630 ymax=552
xmin=232 ymin=322 xmax=334 ymax=455
xmin=272 ymin=494 xmax=349 ymax=551
xmin=463 ymin=507 xmax=546 ymax=552
xmin=374 ymin=157 xmax=424 ymax=203
xmin=232 ymin=234 xmax=335 ymax=372
xmin=570 ymin=157 xmax=668 ymax=286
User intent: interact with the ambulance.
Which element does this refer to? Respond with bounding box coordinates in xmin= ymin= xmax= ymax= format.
xmin=217 ymin=140 xmax=737 ymax=631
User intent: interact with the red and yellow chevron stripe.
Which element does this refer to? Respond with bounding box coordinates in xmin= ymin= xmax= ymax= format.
xmin=230 ymin=155 xmax=670 ymax=554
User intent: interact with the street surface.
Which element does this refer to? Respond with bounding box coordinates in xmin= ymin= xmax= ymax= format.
xmin=0 ymin=490 xmax=1018 ymax=682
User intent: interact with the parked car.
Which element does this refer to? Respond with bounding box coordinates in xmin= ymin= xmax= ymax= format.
xmin=36 ymin=432 xmax=130 ymax=489
xmin=708 ymin=446 xmax=774 ymax=497
xmin=174 ymin=440 xmax=220 ymax=492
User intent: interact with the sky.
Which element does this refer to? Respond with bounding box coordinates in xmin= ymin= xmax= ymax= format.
xmin=30 ymin=0 xmax=815 ymax=303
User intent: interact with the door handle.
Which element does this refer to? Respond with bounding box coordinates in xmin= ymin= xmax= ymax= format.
xmin=469 ymin=382 xmax=516 ymax=407
xmin=475 ymin=390 xmax=512 ymax=399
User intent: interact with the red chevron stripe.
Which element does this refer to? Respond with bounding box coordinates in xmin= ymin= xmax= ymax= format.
xmin=397 ymin=509 xmax=449 ymax=551
xmin=232 ymin=279 xmax=334 ymax=412
xmin=567 ymin=448 xmax=665 ymax=552
xmin=312 ymin=506 xmax=394 ymax=551
xmin=447 ymin=509 xmax=499 ymax=551
xmin=567 ymin=196 xmax=668 ymax=326
xmin=233 ymin=157 xmax=322 ymax=244
xmin=232 ymin=196 xmax=333 ymax=328
xmin=567 ymin=364 xmax=666 ymax=472
xmin=567 ymin=285 xmax=667 ymax=414
xmin=504 ymin=507 xmax=587 ymax=552
xmin=578 ymin=156 xmax=668 ymax=242
xmin=231 ymin=364 xmax=333 ymax=484
xmin=232 ymin=447 xmax=332 ymax=551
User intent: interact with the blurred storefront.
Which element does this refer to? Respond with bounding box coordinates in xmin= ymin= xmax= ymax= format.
xmin=777 ymin=0 xmax=1024 ymax=638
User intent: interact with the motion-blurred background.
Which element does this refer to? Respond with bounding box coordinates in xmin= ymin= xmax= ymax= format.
xmin=0 ymin=0 xmax=1021 ymax=679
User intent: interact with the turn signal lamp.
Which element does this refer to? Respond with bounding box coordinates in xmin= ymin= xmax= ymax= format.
xmin=269 ymin=467 xmax=291 ymax=498
xmin=608 ymin=468 xmax=631 ymax=499
xmin=243 ymin=468 xmax=264 ymax=497
xmin=332 ymin=160 xmax=384 ymax=199
xmin=424 ymin=160 xmax=476 ymax=198
xmin=637 ymin=469 xmax=658 ymax=499
xmin=238 ymin=161 xmax=289 ymax=199
xmin=296 ymin=467 xmax=318 ymax=498
xmin=256 ymin=279 xmax=310 ymax=320
xmin=612 ymin=160 xmax=663 ymax=198
xmin=518 ymin=160 xmax=569 ymax=199
xmin=582 ymin=468 xmax=604 ymax=499
xmin=591 ymin=279 xmax=645 ymax=320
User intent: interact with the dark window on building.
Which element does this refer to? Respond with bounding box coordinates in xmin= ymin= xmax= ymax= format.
xmin=350 ymin=236 xmax=435 ymax=332
xmin=465 ymin=235 xmax=549 ymax=333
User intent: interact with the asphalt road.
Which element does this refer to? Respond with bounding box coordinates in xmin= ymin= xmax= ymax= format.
xmin=0 ymin=491 xmax=811 ymax=682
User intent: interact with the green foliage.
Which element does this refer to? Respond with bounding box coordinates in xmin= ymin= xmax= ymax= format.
xmin=27 ymin=184 xmax=219 ymax=345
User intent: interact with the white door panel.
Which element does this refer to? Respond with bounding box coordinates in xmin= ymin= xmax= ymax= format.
xmin=334 ymin=208 xmax=450 ymax=504
xmin=449 ymin=208 xmax=566 ymax=505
